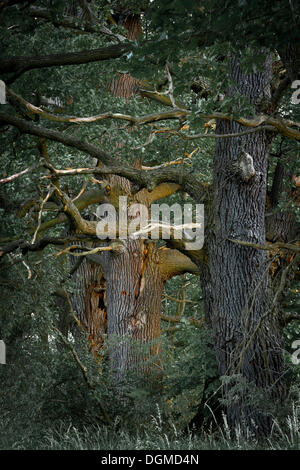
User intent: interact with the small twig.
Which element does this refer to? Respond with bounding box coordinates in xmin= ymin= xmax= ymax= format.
xmin=69 ymin=256 xmax=85 ymax=276
xmin=64 ymin=290 xmax=83 ymax=331
xmin=22 ymin=260 xmax=32 ymax=280
xmin=31 ymin=187 xmax=54 ymax=243
xmin=165 ymin=64 xmax=176 ymax=108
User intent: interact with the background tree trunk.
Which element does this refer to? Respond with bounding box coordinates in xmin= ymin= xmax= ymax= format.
xmin=108 ymin=9 xmax=141 ymax=98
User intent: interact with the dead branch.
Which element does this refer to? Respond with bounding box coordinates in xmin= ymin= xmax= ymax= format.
xmin=228 ymin=238 xmax=300 ymax=254
xmin=6 ymin=87 xmax=300 ymax=140
xmin=0 ymin=235 xmax=97 ymax=258
xmin=55 ymin=242 xmax=124 ymax=258
xmin=0 ymin=162 xmax=41 ymax=184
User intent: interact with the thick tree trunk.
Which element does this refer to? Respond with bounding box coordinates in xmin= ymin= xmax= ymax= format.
xmin=69 ymin=168 xmax=165 ymax=389
xmin=100 ymin=239 xmax=163 ymax=386
xmin=70 ymin=238 xmax=164 ymax=385
xmin=68 ymin=6 xmax=162 ymax=389
xmin=202 ymin=53 xmax=287 ymax=435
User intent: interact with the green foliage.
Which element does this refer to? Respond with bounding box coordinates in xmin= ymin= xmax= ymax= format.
xmin=0 ymin=0 xmax=299 ymax=450
xmin=148 ymin=0 xmax=300 ymax=49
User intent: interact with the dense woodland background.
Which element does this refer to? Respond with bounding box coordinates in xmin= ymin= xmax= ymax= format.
xmin=0 ymin=0 xmax=299 ymax=450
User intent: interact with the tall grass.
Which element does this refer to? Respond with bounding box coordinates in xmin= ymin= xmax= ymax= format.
xmin=1 ymin=403 xmax=299 ymax=450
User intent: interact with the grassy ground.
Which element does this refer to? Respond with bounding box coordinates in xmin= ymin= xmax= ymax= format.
xmin=1 ymin=405 xmax=299 ymax=450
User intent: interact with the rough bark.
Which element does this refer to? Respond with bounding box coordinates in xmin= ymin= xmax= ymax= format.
xmin=100 ymin=239 xmax=163 ymax=386
xmin=70 ymin=254 xmax=107 ymax=358
xmin=266 ymin=160 xmax=299 ymax=243
xmin=200 ymin=52 xmax=288 ymax=435
xmin=108 ymin=13 xmax=142 ymax=98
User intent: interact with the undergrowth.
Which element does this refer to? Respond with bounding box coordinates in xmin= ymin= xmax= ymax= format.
xmin=1 ymin=403 xmax=299 ymax=450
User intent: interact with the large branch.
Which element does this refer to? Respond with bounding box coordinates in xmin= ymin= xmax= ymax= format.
xmin=28 ymin=6 xmax=127 ymax=42
xmin=205 ymin=112 xmax=300 ymax=141
xmin=19 ymin=187 xmax=110 ymax=234
xmin=0 ymin=112 xmax=112 ymax=163
xmin=139 ymin=86 xmax=187 ymax=109
xmin=53 ymin=187 xmax=204 ymax=253
xmin=6 ymin=87 xmax=300 ymax=140
xmin=0 ymin=43 xmax=130 ymax=76
xmin=165 ymin=237 xmax=208 ymax=267
xmin=49 ymin=187 xmax=98 ymax=236
xmin=43 ymin=163 xmax=203 ymax=203
xmin=159 ymin=247 xmax=200 ymax=280
xmin=0 ymin=234 xmax=97 ymax=258
xmin=134 ymin=183 xmax=181 ymax=206
xmin=0 ymin=113 xmax=204 ymax=200
xmin=6 ymin=88 xmax=188 ymax=125
xmin=150 ymin=125 xmax=277 ymax=140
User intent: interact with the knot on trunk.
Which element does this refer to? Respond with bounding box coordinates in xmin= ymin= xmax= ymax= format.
xmin=231 ymin=151 xmax=256 ymax=183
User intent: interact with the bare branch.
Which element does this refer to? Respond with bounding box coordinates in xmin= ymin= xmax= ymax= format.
xmin=164 ymin=64 xmax=176 ymax=108
xmin=6 ymin=87 xmax=300 ymax=140
xmin=0 ymin=162 xmax=41 ymax=184
xmin=55 ymin=242 xmax=124 ymax=258
xmin=0 ymin=235 xmax=97 ymax=258
xmin=6 ymin=88 xmax=188 ymax=125
xmin=139 ymin=85 xmax=187 ymax=109
xmin=228 ymin=238 xmax=300 ymax=254
xmin=31 ymin=187 xmax=54 ymax=243
xmin=141 ymin=157 xmax=192 ymax=169
xmin=151 ymin=125 xmax=277 ymax=140
xmin=22 ymin=260 xmax=32 ymax=280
